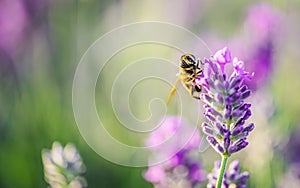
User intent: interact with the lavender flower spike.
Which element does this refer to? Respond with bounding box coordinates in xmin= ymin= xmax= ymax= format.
xmin=41 ymin=142 xmax=87 ymax=188
xmin=197 ymin=47 xmax=254 ymax=157
xmin=207 ymin=160 xmax=249 ymax=188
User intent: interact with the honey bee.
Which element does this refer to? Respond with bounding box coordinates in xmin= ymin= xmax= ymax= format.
xmin=166 ymin=54 xmax=204 ymax=105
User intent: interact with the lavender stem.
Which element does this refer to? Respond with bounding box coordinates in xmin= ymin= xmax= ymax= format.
xmin=216 ymin=156 xmax=228 ymax=188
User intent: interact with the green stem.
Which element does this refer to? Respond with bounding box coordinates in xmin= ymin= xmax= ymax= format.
xmin=216 ymin=155 xmax=229 ymax=188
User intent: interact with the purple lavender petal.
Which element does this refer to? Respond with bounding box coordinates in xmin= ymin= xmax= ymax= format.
xmin=214 ymin=80 xmax=226 ymax=92
xmin=232 ymin=109 xmax=244 ymax=119
xmin=215 ymin=93 xmax=224 ymax=104
xmin=202 ymin=122 xmax=211 ymax=128
xmin=234 ymin=103 xmax=251 ymax=112
xmin=225 ymin=104 xmax=232 ymax=119
xmin=218 ymin=74 xmax=226 ymax=82
xmin=229 ymin=76 xmax=243 ymax=89
xmin=239 ymin=85 xmax=248 ymax=93
xmin=212 ymin=101 xmax=224 ymax=111
xmin=235 ymin=142 xmax=248 ymax=153
xmin=228 ymin=146 xmax=238 ymax=154
xmin=234 ymin=138 xmax=247 ymax=146
xmin=207 ymin=136 xmax=218 ymax=146
xmin=203 ymin=126 xmax=217 ymax=137
xmin=241 ymin=90 xmax=251 ymax=99
xmin=232 ymin=126 xmax=244 ymax=136
xmin=242 ymin=109 xmax=252 ymax=121
xmin=206 ymin=78 xmax=216 ymax=90
xmin=204 ymin=94 xmax=213 ymax=102
xmin=203 ymin=104 xmax=210 ymax=110
xmin=234 ymin=118 xmax=246 ymax=128
xmin=233 ymin=58 xmax=254 ymax=80
xmin=213 ymin=47 xmax=232 ymax=73
xmin=224 ymin=133 xmax=231 ymax=150
xmin=207 ymin=58 xmax=220 ymax=74
xmin=229 ymin=92 xmax=242 ymax=104
xmin=207 ymin=107 xmax=222 ymax=118
xmin=205 ymin=113 xmax=216 ymax=122
xmin=243 ymin=123 xmax=254 ymax=132
xmin=217 ymin=145 xmax=225 ymax=154
xmin=215 ymin=122 xmax=226 ymax=135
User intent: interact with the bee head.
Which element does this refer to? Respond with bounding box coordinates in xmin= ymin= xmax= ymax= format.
xmin=180 ymin=54 xmax=196 ymax=68
xmin=184 ymin=54 xmax=196 ymax=64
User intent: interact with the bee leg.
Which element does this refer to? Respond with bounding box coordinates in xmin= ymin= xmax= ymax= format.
xmin=191 ymin=86 xmax=201 ymax=100
xmin=198 ymin=58 xmax=204 ymax=65
xmin=166 ymin=87 xmax=176 ymax=104
xmin=166 ymin=77 xmax=181 ymax=105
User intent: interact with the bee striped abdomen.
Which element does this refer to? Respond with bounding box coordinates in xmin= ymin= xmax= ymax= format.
xmin=185 ymin=68 xmax=195 ymax=75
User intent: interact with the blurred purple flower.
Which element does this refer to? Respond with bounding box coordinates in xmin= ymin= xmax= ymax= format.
xmin=197 ymin=47 xmax=254 ymax=156
xmin=277 ymin=164 xmax=300 ymax=188
xmin=243 ymin=3 xmax=282 ymax=90
xmin=243 ymin=39 xmax=275 ymax=90
xmin=145 ymin=117 xmax=180 ymax=148
xmin=0 ymin=0 xmax=28 ymax=53
xmin=23 ymin=0 xmax=49 ymax=28
xmin=281 ymin=125 xmax=300 ymax=165
xmin=277 ymin=125 xmax=300 ymax=187
xmin=207 ymin=160 xmax=249 ymax=188
xmin=0 ymin=0 xmax=49 ymax=54
xmin=244 ymin=3 xmax=282 ymax=41
xmin=144 ymin=152 xmax=206 ymax=188
xmin=143 ymin=116 xmax=205 ymax=188
xmin=204 ymin=3 xmax=282 ymax=91
xmin=145 ymin=116 xmax=200 ymax=163
xmin=144 ymin=165 xmax=166 ymax=183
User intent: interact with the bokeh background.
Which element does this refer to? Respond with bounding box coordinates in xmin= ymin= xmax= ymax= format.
xmin=1 ymin=0 xmax=300 ymax=187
